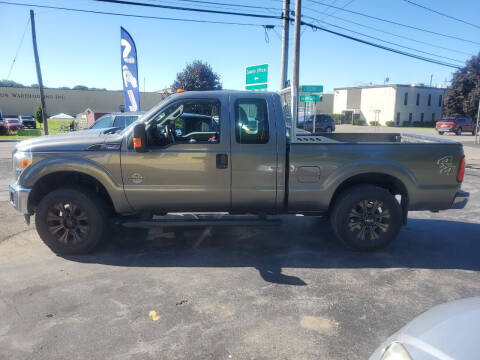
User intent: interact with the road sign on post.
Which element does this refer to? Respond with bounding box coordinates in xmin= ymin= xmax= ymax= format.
xmin=300 ymin=94 xmax=322 ymax=102
xmin=301 ymin=85 xmax=323 ymax=93
xmin=246 ymin=64 xmax=268 ymax=91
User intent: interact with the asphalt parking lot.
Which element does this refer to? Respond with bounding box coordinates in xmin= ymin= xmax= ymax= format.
xmin=1 ymin=130 xmax=480 ymax=360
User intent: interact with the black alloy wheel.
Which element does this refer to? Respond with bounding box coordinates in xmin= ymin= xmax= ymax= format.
xmin=36 ymin=187 xmax=108 ymax=255
xmin=330 ymin=185 xmax=402 ymax=251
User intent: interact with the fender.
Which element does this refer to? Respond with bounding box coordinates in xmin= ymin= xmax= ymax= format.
xmin=322 ymin=158 xmax=416 ymax=204
xmin=19 ymin=156 xmax=133 ymax=213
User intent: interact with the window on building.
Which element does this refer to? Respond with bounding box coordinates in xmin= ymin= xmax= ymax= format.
xmin=396 ymin=112 xmax=400 ymax=125
xmin=438 ymin=95 xmax=443 ymax=107
xmin=404 ymin=92 xmax=408 ymax=106
xmin=432 ymin=113 xmax=436 ymax=122
xmin=408 ymin=113 xmax=413 ymax=123
xmin=235 ymin=98 xmax=269 ymax=144
xmin=416 ymin=94 xmax=420 ymax=106
xmin=428 ymin=94 xmax=431 ymax=106
xmin=421 ymin=113 xmax=424 ymax=122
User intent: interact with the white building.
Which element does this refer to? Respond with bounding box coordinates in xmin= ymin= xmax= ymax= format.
xmin=333 ymin=84 xmax=446 ymax=126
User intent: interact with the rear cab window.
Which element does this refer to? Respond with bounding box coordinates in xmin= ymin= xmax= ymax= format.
xmin=234 ymin=99 xmax=269 ymax=144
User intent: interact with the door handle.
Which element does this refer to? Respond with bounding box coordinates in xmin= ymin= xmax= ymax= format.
xmin=216 ymin=154 xmax=228 ymax=169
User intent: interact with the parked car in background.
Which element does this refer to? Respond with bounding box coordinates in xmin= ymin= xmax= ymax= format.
xmin=18 ymin=115 xmax=36 ymax=129
xmin=4 ymin=118 xmax=24 ymax=133
xmin=88 ymin=112 xmax=144 ymax=130
xmin=370 ymin=297 xmax=480 ymax=360
xmin=436 ymin=116 xmax=476 ymax=135
xmin=303 ymin=113 xmax=336 ymax=133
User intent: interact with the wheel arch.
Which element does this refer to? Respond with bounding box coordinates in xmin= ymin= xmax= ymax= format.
xmin=328 ymin=172 xmax=409 ymax=224
xmin=28 ymin=171 xmax=115 ymax=215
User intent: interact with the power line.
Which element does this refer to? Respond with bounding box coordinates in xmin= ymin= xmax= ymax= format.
xmin=0 ymin=0 xmax=462 ymax=69
xmin=145 ymin=0 xmax=283 ymax=12
xmin=307 ymin=0 xmax=480 ymax=45
xmin=301 ymin=19 xmax=462 ymax=69
xmin=0 ymin=1 xmax=276 ymax=27
xmin=6 ymin=17 xmax=30 ymax=80
xmin=401 ymin=0 xmax=480 ymax=30
xmin=94 ymin=0 xmax=282 ymax=20
xmin=303 ymin=15 xmax=464 ymax=63
xmin=302 ymin=6 xmax=474 ymax=56
xmin=318 ymin=0 xmax=354 ymax=20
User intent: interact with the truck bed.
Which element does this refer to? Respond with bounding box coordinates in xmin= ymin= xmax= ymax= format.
xmin=291 ymin=132 xmax=458 ymax=144
xmin=287 ymin=132 xmax=463 ymax=213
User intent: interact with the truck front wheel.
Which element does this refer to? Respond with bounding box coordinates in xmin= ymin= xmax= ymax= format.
xmin=35 ymin=187 xmax=109 ymax=255
xmin=330 ymin=185 xmax=402 ymax=251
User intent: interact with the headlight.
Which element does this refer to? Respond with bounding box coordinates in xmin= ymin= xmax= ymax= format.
xmin=13 ymin=150 xmax=32 ymax=181
xmin=381 ymin=342 xmax=413 ymax=360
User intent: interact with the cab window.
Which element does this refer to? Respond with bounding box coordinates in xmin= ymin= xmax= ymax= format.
xmin=147 ymin=100 xmax=220 ymax=146
xmin=235 ymin=99 xmax=269 ymax=144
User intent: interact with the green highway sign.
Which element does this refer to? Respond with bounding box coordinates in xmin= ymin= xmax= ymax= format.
xmin=300 ymin=94 xmax=322 ymax=102
xmin=246 ymin=83 xmax=268 ymax=91
xmin=301 ymin=85 xmax=323 ymax=93
xmin=246 ymin=64 xmax=268 ymax=89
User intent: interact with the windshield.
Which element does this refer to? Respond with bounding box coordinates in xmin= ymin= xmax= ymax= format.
xmin=7 ymin=120 xmax=19 ymax=123
xmin=120 ymin=97 xmax=170 ymax=134
xmin=21 ymin=116 xmax=33 ymax=120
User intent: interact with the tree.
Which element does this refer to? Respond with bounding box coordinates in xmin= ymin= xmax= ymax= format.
xmin=72 ymin=85 xmax=89 ymax=90
xmin=34 ymin=105 xmax=43 ymax=124
xmin=444 ymin=52 xmax=480 ymax=119
xmin=171 ymin=60 xmax=222 ymax=91
xmin=0 ymin=79 xmax=25 ymax=87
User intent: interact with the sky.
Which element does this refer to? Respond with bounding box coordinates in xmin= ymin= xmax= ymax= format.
xmin=1 ymin=0 xmax=479 ymax=93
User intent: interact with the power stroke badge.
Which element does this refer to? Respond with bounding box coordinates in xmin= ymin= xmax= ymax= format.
xmin=437 ymin=156 xmax=456 ymax=176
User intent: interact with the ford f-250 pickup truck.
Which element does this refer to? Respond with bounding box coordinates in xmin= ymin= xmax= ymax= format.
xmin=9 ymin=91 xmax=469 ymax=255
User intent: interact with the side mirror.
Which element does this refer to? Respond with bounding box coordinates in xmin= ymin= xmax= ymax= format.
xmin=133 ymin=123 xmax=147 ymax=153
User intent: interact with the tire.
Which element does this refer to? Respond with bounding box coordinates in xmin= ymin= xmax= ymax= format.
xmin=329 ymin=185 xmax=402 ymax=251
xmin=35 ymin=187 xmax=109 ymax=255
xmin=456 ymin=127 xmax=462 ymax=136
xmin=438 ymin=131 xmax=444 ymax=135
xmin=325 ymin=127 xmax=333 ymax=133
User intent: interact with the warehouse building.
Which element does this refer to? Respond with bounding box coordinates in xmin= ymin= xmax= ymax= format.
xmin=333 ymin=84 xmax=446 ymax=126
xmin=0 ymin=86 xmax=171 ymax=118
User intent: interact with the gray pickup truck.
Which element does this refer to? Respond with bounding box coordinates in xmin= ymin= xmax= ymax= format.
xmin=9 ymin=91 xmax=468 ymax=255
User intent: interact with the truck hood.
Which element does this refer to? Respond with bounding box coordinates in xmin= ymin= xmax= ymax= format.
xmin=370 ymin=297 xmax=480 ymax=359
xmin=15 ymin=129 xmax=124 ymax=153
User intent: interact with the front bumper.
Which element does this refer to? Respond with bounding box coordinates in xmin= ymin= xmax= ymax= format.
xmin=9 ymin=183 xmax=31 ymax=214
xmin=451 ymin=190 xmax=469 ymax=209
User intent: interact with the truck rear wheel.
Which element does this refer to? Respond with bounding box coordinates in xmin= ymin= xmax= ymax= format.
xmin=35 ymin=187 xmax=109 ymax=255
xmin=330 ymin=185 xmax=402 ymax=251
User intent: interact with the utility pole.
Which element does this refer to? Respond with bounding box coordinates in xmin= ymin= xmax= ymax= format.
xmin=30 ymin=10 xmax=48 ymax=135
xmin=290 ymin=0 xmax=301 ymax=140
xmin=475 ymin=99 xmax=480 ymax=145
xmin=429 ymin=74 xmax=433 ymax=87
xmin=280 ymin=0 xmax=290 ymax=90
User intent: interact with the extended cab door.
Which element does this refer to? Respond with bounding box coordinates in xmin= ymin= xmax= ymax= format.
xmin=122 ymin=95 xmax=231 ymax=212
xmin=229 ymin=93 xmax=279 ymax=212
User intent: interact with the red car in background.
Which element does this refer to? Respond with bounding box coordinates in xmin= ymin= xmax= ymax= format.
xmin=4 ymin=118 xmax=25 ymax=133
xmin=436 ymin=116 xmax=476 ymax=136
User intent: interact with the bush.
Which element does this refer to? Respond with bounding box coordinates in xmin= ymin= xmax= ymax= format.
xmin=412 ymin=121 xmax=435 ymax=128
xmin=353 ymin=119 xmax=366 ymax=126
xmin=385 ymin=121 xmax=395 ymax=127
xmin=18 ymin=129 xmax=43 ymax=136
xmin=369 ymin=121 xmax=381 ymax=126
xmin=329 ymin=114 xmax=344 ymax=125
